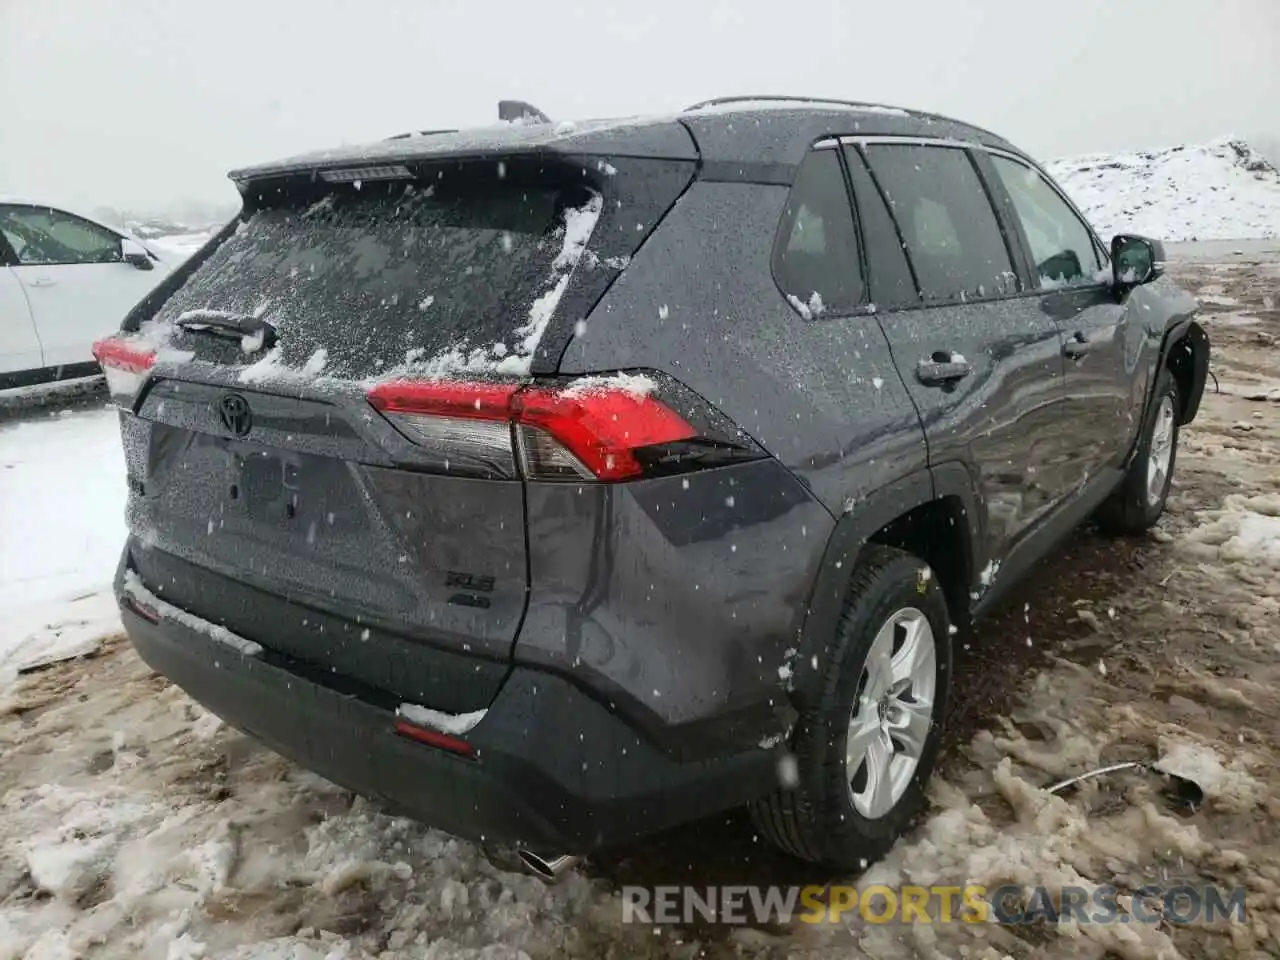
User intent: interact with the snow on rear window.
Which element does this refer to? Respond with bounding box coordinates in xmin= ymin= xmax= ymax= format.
xmin=149 ymin=180 xmax=600 ymax=382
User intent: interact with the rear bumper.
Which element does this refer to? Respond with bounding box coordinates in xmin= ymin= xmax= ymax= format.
xmin=115 ymin=560 xmax=777 ymax=852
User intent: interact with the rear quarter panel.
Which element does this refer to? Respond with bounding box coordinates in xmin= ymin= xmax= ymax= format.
xmin=559 ymin=180 xmax=928 ymax=512
xmin=548 ymin=180 xmax=929 ymax=755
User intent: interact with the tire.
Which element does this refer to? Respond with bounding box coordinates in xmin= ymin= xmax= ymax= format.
xmin=750 ymin=545 xmax=952 ymax=870
xmin=1096 ymin=369 xmax=1181 ymax=536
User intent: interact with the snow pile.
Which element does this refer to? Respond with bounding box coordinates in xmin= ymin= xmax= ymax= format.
xmin=1181 ymin=492 xmax=1280 ymax=568
xmin=1154 ymin=738 xmax=1265 ymax=812
xmin=0 ymin=408 xmax=126 ymax=669
xmin=0 ymin=590 xmax=119 ymax=687
xmin=1046 ymin=138 xmax=1280 ymax=242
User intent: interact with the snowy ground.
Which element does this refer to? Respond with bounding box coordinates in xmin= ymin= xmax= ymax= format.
xmin=0 ymin=406 xmax=125 ymax=681
xmin=1 ymin=253 xmax=1279 ymax=959
xmin=1047 ymin=138 xmax=1280 ymax=242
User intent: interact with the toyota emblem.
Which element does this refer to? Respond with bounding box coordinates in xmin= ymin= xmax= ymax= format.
xmin=218 ymin=393 xmax=253 ymax=438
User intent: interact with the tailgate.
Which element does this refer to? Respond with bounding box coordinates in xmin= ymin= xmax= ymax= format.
xmin=126 ymin=379 xmax=525 ymax=709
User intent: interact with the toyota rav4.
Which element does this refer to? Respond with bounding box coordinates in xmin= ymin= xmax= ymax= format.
xmin=95 ymin=96 xmax=1208 ymax=879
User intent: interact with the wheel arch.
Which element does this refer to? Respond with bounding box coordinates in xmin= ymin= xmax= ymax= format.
xmin=1164 ymin=319 xmax=1209 ymax=424
xmin=788 ymin=466 xmax=981 ymax=712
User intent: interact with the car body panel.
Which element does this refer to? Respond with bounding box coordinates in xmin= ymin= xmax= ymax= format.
xmin=516 ymin=457 xmax=827 ymax=760
xmin=125 ymin=375 xmax=530 ymax=684
xmin=0 ymin=266 xmax=40 ymax=375
xmin=11 ymin=259 xmax=173 ymax=366
xmin=558 ymin=179 xmax=930 ymax=514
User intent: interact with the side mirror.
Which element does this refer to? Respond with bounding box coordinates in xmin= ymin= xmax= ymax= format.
xmin=1111 ymin=234 xmax=1164 ymax=287
xmin=121 ymin=237 xmax=154 ymax=271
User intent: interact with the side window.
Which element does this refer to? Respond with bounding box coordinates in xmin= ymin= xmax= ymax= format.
xmin=863 ymin=145 xmax=1017 ymax=302
xmin=843 ymin=147 xmax=917 ymax=310
xmin=989 ymin=155 xmax=1101 ymax=288
xmin=0 ymin=205 xmax=123 ymax=266
xmin=772 ymin=148 xmax=864 ymax=317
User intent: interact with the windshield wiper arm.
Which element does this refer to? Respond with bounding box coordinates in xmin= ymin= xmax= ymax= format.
xmin=175 ymin=312 xmax=279 ymax=350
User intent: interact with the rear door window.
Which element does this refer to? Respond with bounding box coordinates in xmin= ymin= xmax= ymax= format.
xmin=152 ymin=178 xmax=597 ymax=380
xmin=772 ymin=148 xmax=863 ymax=317
xmin=988 ymin=154 xmax=1101 ymax=288
xmin=844 ymin=148 xmax=918 ymax=310
xmin=863 ymin=144 xmax=1018 ymax=303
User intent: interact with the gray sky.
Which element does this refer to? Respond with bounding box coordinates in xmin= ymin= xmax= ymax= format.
xmin=2 ymin=0 xmax=1276 ymax=215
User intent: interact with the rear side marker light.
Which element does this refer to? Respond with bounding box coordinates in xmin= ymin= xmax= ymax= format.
xmin=393 ymin=718 xmax=477 ymax=758
xmin=92 ymin=336 xmax=156 ymax=407
xmin=368 ymin=379 xmax=700 ymax=482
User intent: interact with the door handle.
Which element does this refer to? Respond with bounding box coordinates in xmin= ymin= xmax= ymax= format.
xmin=27 ymin=276 xmax=56 ymax=287
xmin=916 ymin=353 xmax=973 ymax=386
xmin=1063 ymin=332 xmax=1092 ymax=359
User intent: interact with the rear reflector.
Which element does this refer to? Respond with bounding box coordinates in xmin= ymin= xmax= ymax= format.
xmin=369 ymin=378 xmax=697 ymax=482
xmin=92 ymin=337 xmax=157 ymax=407
xmin=393 ymin=718 xmax=477 ymax=758
xmin=121 ymin=594 xmax=161 ymax=624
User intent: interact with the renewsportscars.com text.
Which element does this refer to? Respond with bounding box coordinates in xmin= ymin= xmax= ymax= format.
xmin=621 ymin=883 xmax=1247 ymax=926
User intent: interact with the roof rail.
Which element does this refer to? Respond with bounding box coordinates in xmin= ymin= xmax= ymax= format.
xmin=385 ymin=129 xmax=457 ymax=141
xmin=682 ymin=95 xmax=1012 ymax=147
xmin=683 ymin=95 xmax=910 ymax=113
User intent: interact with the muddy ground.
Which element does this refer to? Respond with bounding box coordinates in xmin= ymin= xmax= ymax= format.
xmin=1 ymin=254 xmax=1277 ymax=960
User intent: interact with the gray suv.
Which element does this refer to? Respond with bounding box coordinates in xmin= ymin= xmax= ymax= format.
xmin=96 ymin=96 xmax=1208 ymax=879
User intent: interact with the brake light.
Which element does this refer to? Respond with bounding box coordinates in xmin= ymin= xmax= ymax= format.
xmin=514 ymin=386 xmax=696 ymax=481
xmin=93 ymin=336 xmax=156 ymax=407
xmin=368 ymin=377 xmax=698 ymax=482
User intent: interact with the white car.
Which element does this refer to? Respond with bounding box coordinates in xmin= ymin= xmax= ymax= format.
xmin=1 ymin=199 xmax=180 ymax=388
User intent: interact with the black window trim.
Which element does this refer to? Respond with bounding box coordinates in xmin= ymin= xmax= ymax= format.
xmin=0 ymin=202 xmax=126 ymax=268
xmin=980 ymin=146 xmax=1114 ymax=287
xmin=841 ymin=143 xmax=924 ymax=306
xmin=836 ymin=134 xmax=1121 ymax=310
xmin=770 ymin=138 xmax=876 ymax=321
xmin=845 ymin=136 xmax=1026 ymax=312
xmin=0 ymin=229 xmax=16 ymax=267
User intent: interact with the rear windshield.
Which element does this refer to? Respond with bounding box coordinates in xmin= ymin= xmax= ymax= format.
xmin=154 ymin=178 xmax=597 ymax=380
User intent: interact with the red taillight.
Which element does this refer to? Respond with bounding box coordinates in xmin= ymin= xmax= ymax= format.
xmin=92 ymin=336 xmax=156 ymax=407
xmin=367 ymin=377 xmax=697 ymax=482
xmin=393 ymin=718 xmax=477 ymax=758
xmin=514 ymin=386 xmax=696 ymax=481
xmin=369 ymin=380 xmax=520 ymax=419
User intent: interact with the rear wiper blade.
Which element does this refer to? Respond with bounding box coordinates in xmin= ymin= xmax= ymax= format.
xmin=175 ymin=312 xmax=279 ymax=351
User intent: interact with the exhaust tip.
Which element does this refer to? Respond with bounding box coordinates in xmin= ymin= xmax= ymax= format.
xmin=516 ymin=849 xmax=582 ymax=882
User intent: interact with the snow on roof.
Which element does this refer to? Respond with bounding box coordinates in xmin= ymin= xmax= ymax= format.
xmin=683 ymin=98 xmax=911 ymax=118
xmin=229 ymin=114 xmax=693 ymax=182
